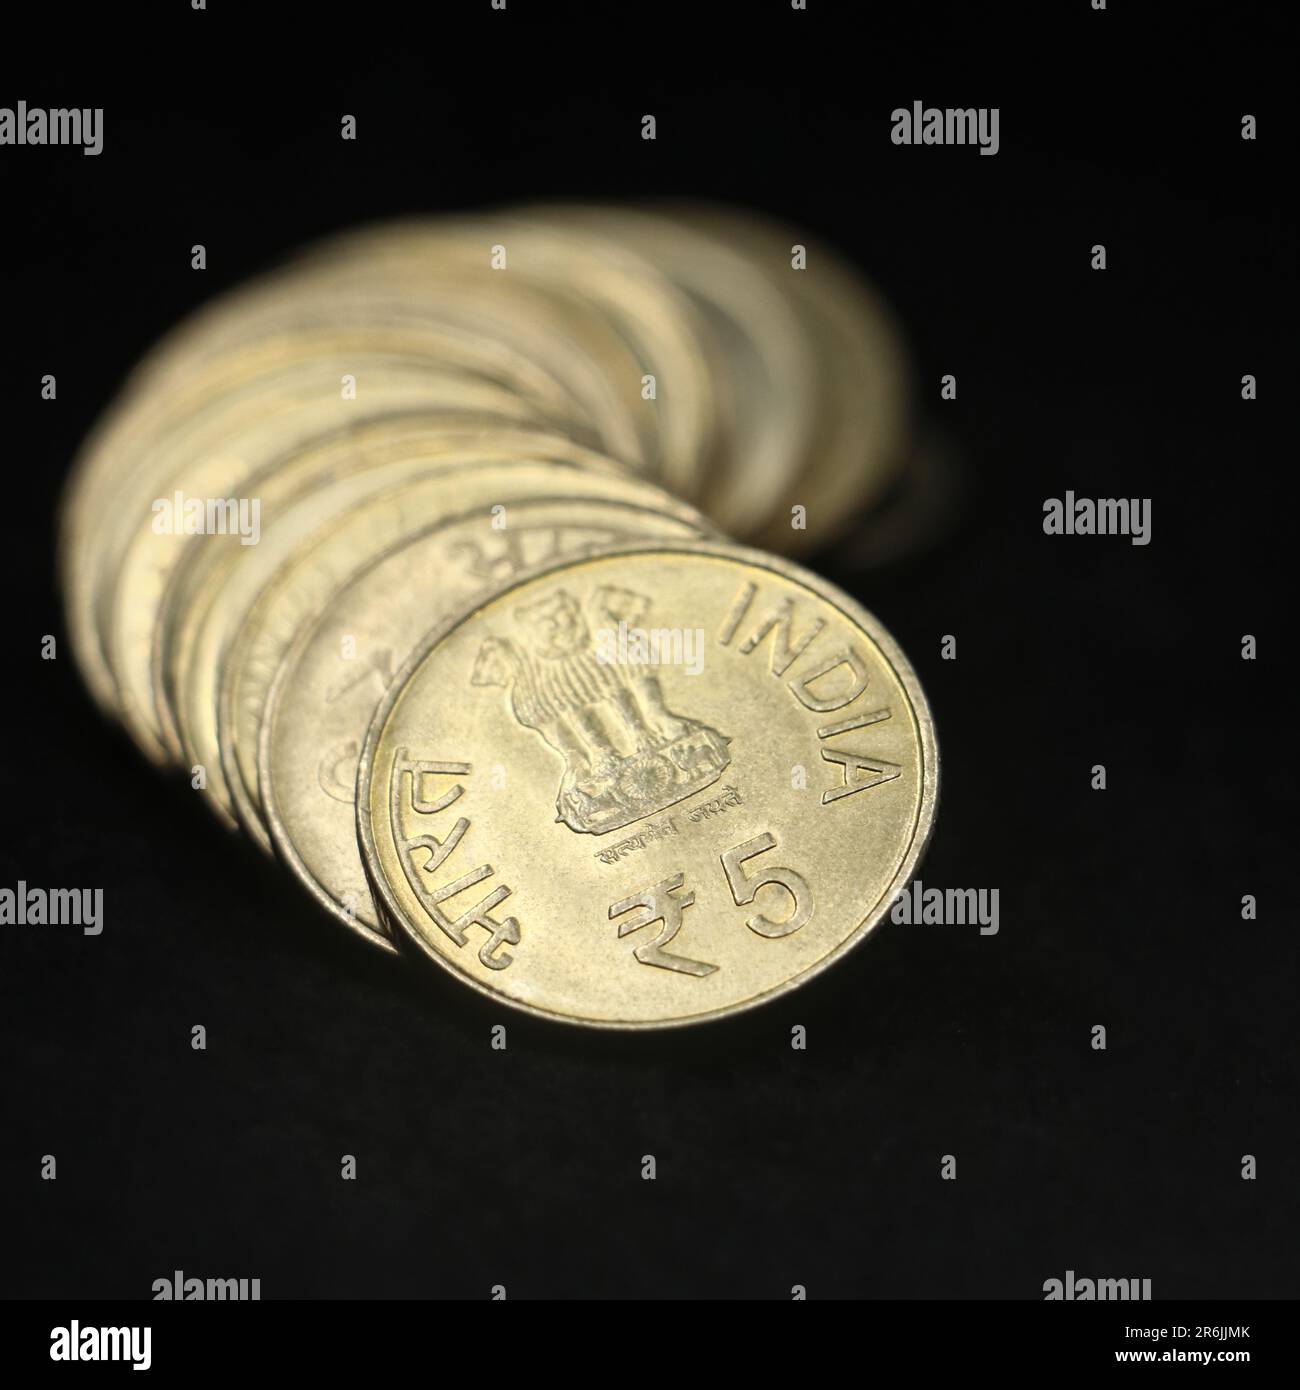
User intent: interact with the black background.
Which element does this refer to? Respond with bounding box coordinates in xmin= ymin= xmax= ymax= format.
xmin=0 ymin=2 xmax=1293 ymax=1301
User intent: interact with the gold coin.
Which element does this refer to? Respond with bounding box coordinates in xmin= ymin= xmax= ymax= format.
xmin=160 ymin=429 xmax=644 ymax=829
xmin=128 ymin=279 xmax=643 ymax=467
xmin=665 ymin=203 xmax=914 ymax=554
xmin=358 ymin=541 xmax=938 ymax=1026
xmin=259 ymin=497 xmax=711 ymax=951
xmin=526 ymin=203 xmax=820 ymax=539
xmin=100 ymin=363 xmax=542 ymax=763
xmin=149 ymin=417 xmax=627 ymax=767
xmin=61 ymin=318 xmax=590 ymax=729
xmin=295 ymin=214 xmax=718 ymax=497
xmin=215 ymin=459 xmax=710 ymax=850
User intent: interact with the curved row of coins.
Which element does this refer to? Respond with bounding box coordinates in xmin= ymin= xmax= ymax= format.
xmin=59 ymin=202 xmax=939 ymax=1028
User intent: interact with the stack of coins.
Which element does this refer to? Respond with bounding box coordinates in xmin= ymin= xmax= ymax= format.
xmin=59 ymin=203 xmax=939 ymax=1027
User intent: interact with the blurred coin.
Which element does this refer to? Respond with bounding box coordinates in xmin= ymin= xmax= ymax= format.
xmin=525 ymin=203 xmax=820 ymax=539
xmin=295 ymin=214 xmax=718 ymax=497
xmin=148 ymin=417 xmax=624 ymax=765
xmin=62 ymin=316 xmax=590 ymax=726
xmin=101 ymin=361 xmax=543 ymax=763
xmin=130 ymin=278 xmax=645 ymax=469
xmin=665 ymin=202 xmax=914 ymax=555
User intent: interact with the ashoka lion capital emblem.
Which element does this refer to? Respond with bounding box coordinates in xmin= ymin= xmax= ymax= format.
xmin=470 ymin=585 xmax=731 ymax=835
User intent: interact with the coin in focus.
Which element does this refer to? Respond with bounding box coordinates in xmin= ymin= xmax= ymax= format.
xmin=358 ymin=541 xmax=938 ymax=1025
